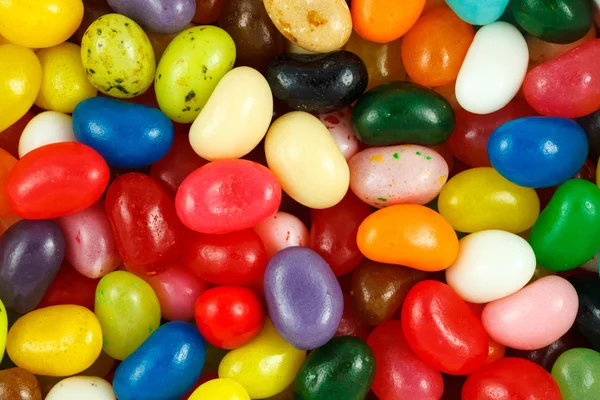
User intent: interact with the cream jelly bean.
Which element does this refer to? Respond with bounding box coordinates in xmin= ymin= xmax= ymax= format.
xmin=46 ymin=376 xmax=116 ymax=400
xmin=18 ymin=111 xmax=77 ymax=158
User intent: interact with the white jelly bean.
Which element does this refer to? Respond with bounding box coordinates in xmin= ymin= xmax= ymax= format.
xmin=18 ymin=111 xmax=77 ymax=158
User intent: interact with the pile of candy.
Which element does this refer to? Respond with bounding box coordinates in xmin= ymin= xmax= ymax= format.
xmin=1 ymin=0 xmax=600 ymax=399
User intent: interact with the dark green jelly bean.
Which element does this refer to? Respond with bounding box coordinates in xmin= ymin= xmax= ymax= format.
xmin=528 ymin=179 xmax=600 ymax=271
xmin=508 ymin=0 xmax=592 ymax=44
xmin=351 ymin=81 xmax=455 ymax=146
xmin=551 ymin=348 xmax=600 ymax=400
xmin=294 ymin=336 xmax=375 ymax=400
xmin=576 ymin=109 xmax=600 ymax=164
xmin=568 ymin=275 xmax=600 ymax=351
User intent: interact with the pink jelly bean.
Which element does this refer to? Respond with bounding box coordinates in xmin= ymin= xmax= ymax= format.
xmin=253 ymin=211 xmax=309 ymax=260
xmin=317 ymin=108 xmax=360 ymax=161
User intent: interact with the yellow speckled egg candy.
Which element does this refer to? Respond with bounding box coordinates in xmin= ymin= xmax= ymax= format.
xmin=81 ymin=14 xmax=155 ymax=98
xmin=6 ymin=305 xmax=102 ymax=376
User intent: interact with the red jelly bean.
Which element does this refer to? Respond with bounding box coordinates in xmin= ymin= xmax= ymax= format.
xmin=367 ymin=320 xmax=444 ymax=400
xmin=175 ymin=159 xmax=282 ymax=234
xmin=524 ymin=39 xmax=600 ymax=118
xmin=462 ymin=358 xmax=562 ymax=400
xmin=6 ymin=142 xmax=109 ymax=219
xmin=335 ymin=296 xmax=370 ymax=341
xmin=309 ymin=191 xmax=372 ymax=276
xmin=181 ymin=228 xmax=268 ymax=286
xmin=401 ymin=280 xmax=488 ymax=375
xmin=105 ymin=173 xmax=181 ymax=276
xmin=194 ymin=286 xmax=265 ymax=349
xmin=37 ymin=262 xmax=99 ymax=310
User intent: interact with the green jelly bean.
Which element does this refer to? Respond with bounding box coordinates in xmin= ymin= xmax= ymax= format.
xmin=552 ymin=348 xmax=600 ymax=400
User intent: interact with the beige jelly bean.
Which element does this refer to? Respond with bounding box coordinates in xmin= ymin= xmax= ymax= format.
xmin=265 ymin=111 xmax=349 ymax=209
xmin=189 ymin=67 xmax=273 ymax=160
xmin=264 ymin=0 xmax=352 ymax=53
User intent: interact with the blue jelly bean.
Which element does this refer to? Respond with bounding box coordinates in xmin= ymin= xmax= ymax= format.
xmin=488 ymin=117 xmax=588 ymax=188
xmin=113 ymin=321 xmax=206 ymax=400
xmin=445 ymin=0 xmax=509 ymax=25
xmin=72 ymin=97 xmax=174 ymax=168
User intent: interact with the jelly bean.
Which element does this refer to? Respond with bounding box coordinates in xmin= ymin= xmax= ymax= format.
xmin=509 ymin=0 xmax=592 ymax=44
xmin=351 ymin=0 xmax=425 ymax=43
xmin=0 ymin=0 xmax=83 ymax=48
xmin=527 ymin=26 xmax=596 ymax=69
xmin=19 ymin=111 xmax=77 ymax=158
xmin=482 ymin=276 xmax=578 ymax=349
xmin=105 ymin=173 xmax=180 ymax=275
xmin=335 ymin=296 xmax=370 ymax=340
xmin=254 ymin=212 xmax=309 ymax=260
xmin=439 ymin=168 xmax=540 ymax=233
xmin=265 ymin=112 xmax=349 ymax=209
xmin=114 ymin=322 xmax=205 ymax=400
xmin=7 ymin=142 xmax=109 ymax=220
xmin=0 ymin=300 xmax=5 ymax=363
xmin=0 ymin=220 xmax=65 ymax=314
xmin=218 ymin=0 xmax=285 ymax=72
xmin=182 ymin=228 xmax=267 ymax=286
xmin=35 ymin=42 xmax=97 ymax=113
xmin=350 ymin=260 xmax=428 ymax=326
xmin=94 ymin=271 xmax=161 ymax=360
xmin=357 ymin=205 xmax=459 ymax=271
xmin=447 ymin=99 xmax=537 ymax=168
xmin=529 ymin=179 xmax=600 ymax=271
xmin=401 ymin=6 xmax=474 ymax=87
xmin=189 ymin=378 xmax=250 ymax=400
xmin=266 ymin=52 xmax=368 ymax=113
xmin=195 ymin=286 xmax=264 ymax=349
xmin=462 ymin=358 xmax=561 ymax=400
xmin=218 ymin=320 xmax=306 ymax=399
xmin=317 ymin=109 xmax=360 ymax=161
xmin=367 ymin=320 xmax=444 ymax=400
xmin=55 ymin=200 xmax=120 ymax=279
xmin=264 ymin=0 xmax=352 ymax=53
xmin=446 ymin=230 xmax=536 ymax=303
xmin=264 ymin=247 xmax=343 ymax=350
xmin=0 ymin=45 xmax=41 ymax=132
xmin=0 ymin=149 xmax=17 ymax=218
xmin=71 ymin=0 xmax=113 ymax=45
xmin=190 ymin=67 xmax=272 ymax=160
xmin=81 ymin=14 xmax=155 ymax=98
xmin=107 ymin=0 xmax=194 ymax=34
xmin=577 ymin=108 xmax=600 ymax=164
xmin=46 ymin=376 xmax=115 ymax=400
xmin=342 ymin=32 xmax=406 ymax=90
xmin=38 ymin=262 xmax=99 ymax=310
xmin=294 ymin=336 xmax=374 ymax=400
xmin=523 ymin=39 xmax=600 ymax=118
xmin=7 ymin=305 xmax=102 ymax=376
xmin=456 ymin=22 xmax=528 ymax=114
xmin=595 ymin=0 xmax=600 ymax=25
xmin=0 ymin=368 xmax=41 ymax=400
xmin=488 ymin=117 xmax=588 ymax=188
xmin=156 ymin=26 xmax=235 ymax=123
xmin=176 ymin=160 xmax=281 ymax=234
xmin=349 ymin=145 xmax=448 ymax=208
xmin=310 ymin=191 xmax=371 ymax=276
xmin=194 ymin=0 xmax=225 ymax=23
xmin=445 ymin=0 xmax=509 ymax=25
xmin=73 ymin=97 xmax=173 ymax=168
xmin=402 ymin=280 xmax=488 ymax=374
xmin=352 ymin=82 xmax=455 ymax=146
xmin=0 ymin=112 xmax=34 ymax=159
xmin=569 ymin=275 xmax=600 ymax=350
xmin=552 ymin=348 xmax=600 ymax=399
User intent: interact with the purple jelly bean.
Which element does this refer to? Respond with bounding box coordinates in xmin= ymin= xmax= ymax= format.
xmin=0 ymin=220 xmax=65 ymax=314
xmin=264 ymin=247 xmax=343 ymax=350
xmin=106 ymin=0 xmax=196 ymax=34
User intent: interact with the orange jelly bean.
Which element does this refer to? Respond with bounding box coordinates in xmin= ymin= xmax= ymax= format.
xmin=351 ymin=0 xmax=426 ymax=43
xmin=356 ymin=204 xmax=459 ymax=272
xmin=0 ymin=149 xmax=17 ymax=218
xmin=401 ymin=6 xmax=474 ymax=87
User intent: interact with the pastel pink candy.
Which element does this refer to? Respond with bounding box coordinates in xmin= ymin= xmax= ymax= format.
xmin=317 ymin=108 xmax=360 ymax=161
xmin=253 ymin=211 xmax=309 ymax=260
xmin=482 ymin=276 xmax=578 ymax=350
xmin=55 ymin=200 xmax=121 ymax=279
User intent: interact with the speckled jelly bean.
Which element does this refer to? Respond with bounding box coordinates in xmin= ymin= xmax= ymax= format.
xmin=317 ymin=108 xmax=360 ymax=161
xmin=253 ymin=212 xmax=309 ymax=260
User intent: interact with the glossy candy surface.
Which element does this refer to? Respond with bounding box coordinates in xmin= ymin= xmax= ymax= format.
xmin=189 ymin=379 xmax=250 ymax=400
xmin=351 ymin=0 xmax=425 ymax=43
xmin=254 ymin=211 xmax=310 ymax=261
xmin=106 ymin=0 xmax=195 ymax=34
xmin=45 ymin=376 xmax=115 ymax=400
xmin=317 ymin=109 xmax=360 ymax=161
xmin=551 ymin=348 xmax=600 ymax=400
xmin=19 ymin=112 xmax=77 ymax=158
xmin=0 ymin=368 xmax=41 ymax=400
xmin=446 ymin=0 xmax=509 ymax=25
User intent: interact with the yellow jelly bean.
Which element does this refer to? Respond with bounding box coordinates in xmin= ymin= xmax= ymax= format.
xmin=0 ymin=0 xmax=83 ymax=48
xmin=6 ymin=305 xmax=102 ymax=376
xmin=218 ymin=320 xmax=306 ymax=399
xmin=0 ymin=32 xmax=10 ymax=45
xmin=265 ymin=111 xmax=350 ymax=209
xmin=189 ymin=378 xmax=251 ymax=400
xmin=0 ymin=299 xmax=6 ymax=364
xmin=35 ymin=42 xmax=97 ymax=113
xmin=0 ymin=44 xmax=42 ymax=132
xmin=438 ymin=167 xmax=540 ymax=233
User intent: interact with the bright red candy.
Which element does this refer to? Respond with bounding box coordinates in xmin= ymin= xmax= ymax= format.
xmin=175 ymin=159 xmax=282 ymax=235
xmin=446 ymin=99 xmax=537 ymax=168
xmin=524 ymin=39 xmax=600 ymax=118
xmin=335 ymin=296 xmax=370 ymax=341
xmin=37 ymin=262 xmax=99 ymax=310
xmin=367 ymin=320 xmax=444 ymax=400
xmin=181 ymin=228 xmax=268 ymax=286
xmin=309 ymin=191 xmax=372 ymax=276
xmin=194 ymin=286 xmax=264 ymax=349
xmin=462 ymin=358 xmax=562 ymax=400
xmin=401 ymin=280 xmax=488 ymax=375
xmin=150 ymin=135 xmax=208 ymax=200
xmin=6 ymin=142 xmax=109 ymax=219
xmin=105 ymin=173 xmax=181 ymax=276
